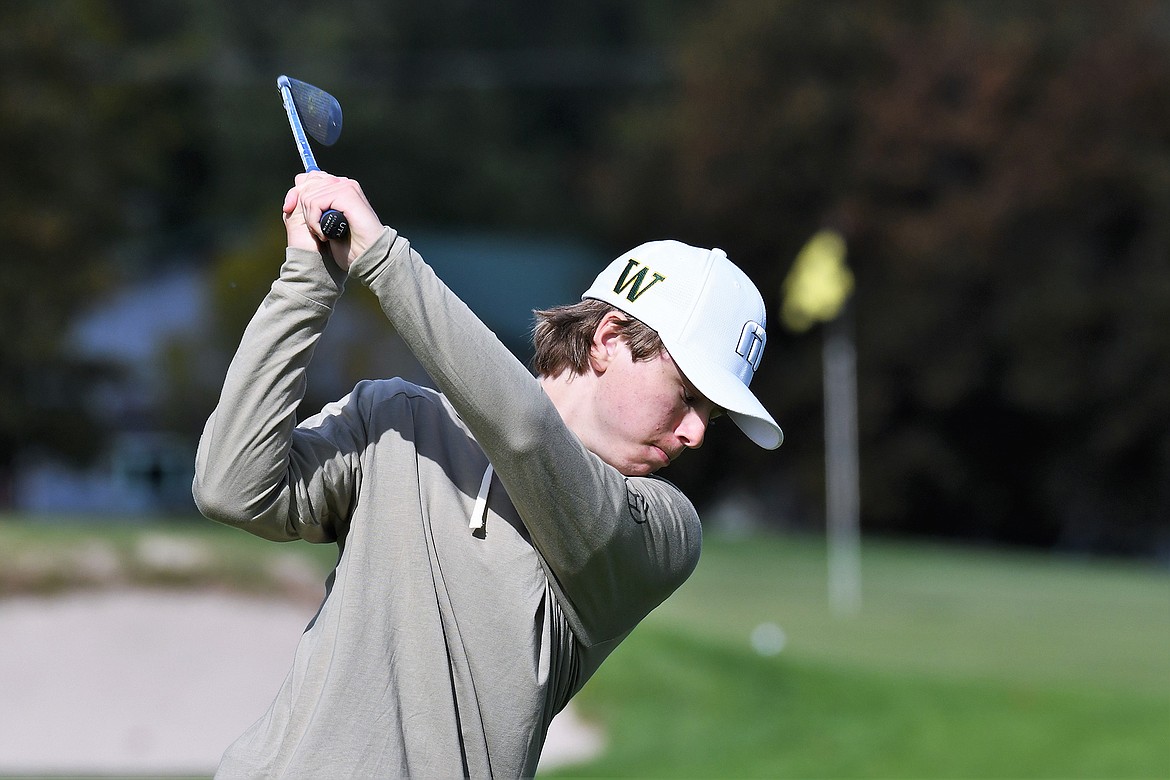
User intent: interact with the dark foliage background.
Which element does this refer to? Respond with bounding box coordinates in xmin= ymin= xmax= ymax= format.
xmin=2 ymin=0 xmax=1167 ymax=557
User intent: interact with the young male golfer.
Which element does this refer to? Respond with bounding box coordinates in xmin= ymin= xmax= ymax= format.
xmin=193 ymin=172 xmax=782 ymax=777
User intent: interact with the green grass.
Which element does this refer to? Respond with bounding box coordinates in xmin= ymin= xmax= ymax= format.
xmin=2 ymin=517 xmax=1166 ymax=777
xmin=553 ymin=628 xmax=1167 ymax=778
xmin=546 ymin=534 xmax=1170 ymax=778
xmin=647 ymin=535 xmax=1170 ymax=697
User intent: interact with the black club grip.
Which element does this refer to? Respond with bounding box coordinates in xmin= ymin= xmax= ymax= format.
xmin=320 ymin=209 xmax=349 ymax=240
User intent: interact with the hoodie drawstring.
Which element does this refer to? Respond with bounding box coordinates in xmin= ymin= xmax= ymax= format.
xmin=469 ymin=462 xmax=494 ymax=531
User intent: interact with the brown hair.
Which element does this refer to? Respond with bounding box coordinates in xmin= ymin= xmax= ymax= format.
xmin=531 ymin=298 xmax=665 ymax=378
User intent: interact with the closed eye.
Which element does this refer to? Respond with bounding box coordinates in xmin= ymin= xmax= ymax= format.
xmin=674 ymin=362 xmax=718 ymax=420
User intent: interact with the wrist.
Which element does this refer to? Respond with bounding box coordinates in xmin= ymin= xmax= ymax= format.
xmin=349 ymin=226 xmax=399 ymax=284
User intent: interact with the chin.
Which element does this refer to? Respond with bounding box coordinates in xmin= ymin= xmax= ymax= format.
xmin=595 ymin=447 xmax=660 ymax=477
xmin=603 ymin=456 xmax=643 ymax=477
xmin=620 ymin=461 xmax=659 ymax=478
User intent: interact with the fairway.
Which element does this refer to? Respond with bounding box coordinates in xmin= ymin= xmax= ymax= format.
xmin=652 ymin=535 xmax=1169 ymax=696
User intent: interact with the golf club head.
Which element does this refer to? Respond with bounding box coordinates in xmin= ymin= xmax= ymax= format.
xmin=284 ymin=76 xmax=343 ymax=146
xmin=276 ymin=75 xmax=349 ymax=240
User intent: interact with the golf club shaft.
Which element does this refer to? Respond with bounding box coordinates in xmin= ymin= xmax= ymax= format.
xmin=277 ymin=80 xmax=349 ymax=240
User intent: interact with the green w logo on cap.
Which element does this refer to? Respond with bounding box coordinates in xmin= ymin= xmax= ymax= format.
xmin=613 ymin=259 xmax=666 ymax=302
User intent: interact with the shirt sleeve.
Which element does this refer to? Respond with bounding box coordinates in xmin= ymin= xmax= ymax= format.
xmin=192 ymin=247 xmax=359 ymax=543
xmin=349 ymin=227 xmax=702 ymax=646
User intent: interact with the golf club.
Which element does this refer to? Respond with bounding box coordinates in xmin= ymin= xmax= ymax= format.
xmin=277 ymin=75 xmax=349 ymax=240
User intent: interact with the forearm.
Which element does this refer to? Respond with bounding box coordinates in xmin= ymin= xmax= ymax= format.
xmin=193 ymin=247 xmax=347 ymax=540
xmin=350 ymin=229 xmax=551 ymax=461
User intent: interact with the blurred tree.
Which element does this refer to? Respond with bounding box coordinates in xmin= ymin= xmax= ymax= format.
xmin=587 ymin=0 xmax=1170 ymax=555
xmin=10 ymin=0 xmax=1165 ymax=555
xmin=0 ymin=1 xmax=149 ymax=503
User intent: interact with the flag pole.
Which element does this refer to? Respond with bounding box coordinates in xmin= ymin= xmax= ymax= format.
xmin=823 ymin=305 xmax=861 ymax=616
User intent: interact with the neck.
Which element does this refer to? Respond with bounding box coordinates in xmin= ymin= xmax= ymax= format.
xmin=539 ymin=371 xmax=591 ymax=437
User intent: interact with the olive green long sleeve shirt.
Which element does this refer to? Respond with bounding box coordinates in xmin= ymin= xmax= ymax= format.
xmin=193 ymin=228 xmax=701 ymax=778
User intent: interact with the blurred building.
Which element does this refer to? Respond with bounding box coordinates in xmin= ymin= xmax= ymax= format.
xmin=14 ymin=232 xmax=600 ymax=516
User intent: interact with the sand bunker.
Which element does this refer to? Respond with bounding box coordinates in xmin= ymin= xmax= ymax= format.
xmin=0 ymin=589 xmax=602 ymax=776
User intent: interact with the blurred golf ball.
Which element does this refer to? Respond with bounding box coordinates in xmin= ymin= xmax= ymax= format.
xmin=750 ymin=622 xmax=786 ymax=656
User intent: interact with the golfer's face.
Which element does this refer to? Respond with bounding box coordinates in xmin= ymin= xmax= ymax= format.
xmin=593 ymin=345 xmax=719 ymax=477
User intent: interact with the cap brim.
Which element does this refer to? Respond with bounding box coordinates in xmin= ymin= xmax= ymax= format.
xmin=670 ymin=344 xmax=783 ymax=450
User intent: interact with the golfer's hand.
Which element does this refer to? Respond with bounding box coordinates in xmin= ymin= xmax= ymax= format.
xmin=283 ymin=172 xmax=383 ymax=271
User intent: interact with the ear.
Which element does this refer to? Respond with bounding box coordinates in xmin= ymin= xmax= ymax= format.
xmin=588 ymin=312 xmax=626 ymax=374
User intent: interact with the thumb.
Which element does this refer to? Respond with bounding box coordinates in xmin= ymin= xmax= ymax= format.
xmin=282 ymin=186 xmax=299 ymax=215
xmin=282 ymin=186 xmax=319 ymax=252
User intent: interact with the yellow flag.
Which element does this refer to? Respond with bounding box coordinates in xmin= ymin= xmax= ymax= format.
xmin=781 ymin=229 xmax=853 ymax=332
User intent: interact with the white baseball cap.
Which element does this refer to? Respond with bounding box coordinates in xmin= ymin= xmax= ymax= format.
xmin=583 ymin=240 xmax=783 ymax=449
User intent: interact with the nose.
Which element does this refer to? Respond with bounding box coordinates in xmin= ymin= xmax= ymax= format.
xmin=676 ymin=407 xmax=708 ymax=450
